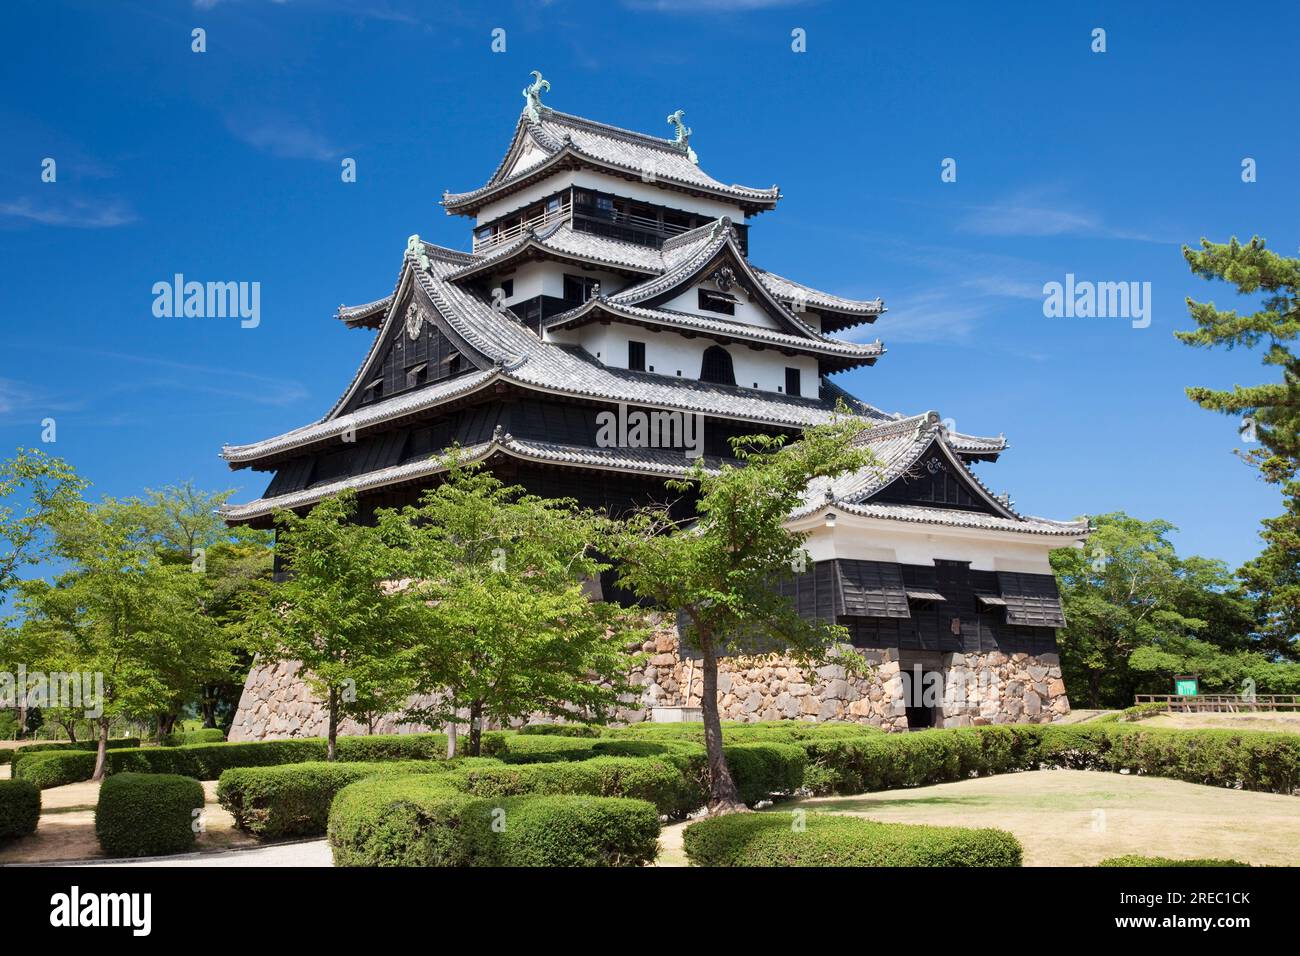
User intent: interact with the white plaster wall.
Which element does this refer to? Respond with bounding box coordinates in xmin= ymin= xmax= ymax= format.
xmin=660 ymin=283 xmax=779 ymax=330
xmin=545 ymin=320 xmax=819 ymax=396
xmin=494 ymin=260 xmax=627 ymax=305
xmin=797 ymin=516 xmax=1074 ymax=573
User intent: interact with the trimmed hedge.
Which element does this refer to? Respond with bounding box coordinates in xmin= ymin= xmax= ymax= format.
xmin=217 ymin=757 xmax=502 ymax=839
xmin=13 ymin=751 xmax=97 ymax=789
xmin=327 ymin=774 xmax=659 ymax=867
xmin=794 ymin=724 xmax=1300 ymax=797
xmin=447 ymin=756 xmax=702 ymax=818
xmin=159 ymin=728 xmax=226 ymax=746
xmin=517 ymin=723 xmax=602 ymax=738
xmin=95 ymin=773 xmax=205 ymax=858
xmin=0 ymin=779 xmax=41 ymax=841
xmin=490 ymin=735 xmax=806 ymax=809
xmin=494 ymin=795 xmax=659 ymax=867
xmin=1098 ymin=855 xmax=1250 ymax=867
xmin=15 ymin=732 xmax=451 ymax=789
xmin=683 ymin=811 xmax=1023 ymax=867
xmin=8 ymin=738 xmax=141 ymax=775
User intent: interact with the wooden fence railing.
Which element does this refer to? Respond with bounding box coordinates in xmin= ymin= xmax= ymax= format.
xmin=1133 ymin=694 xmax=1300 ymax=712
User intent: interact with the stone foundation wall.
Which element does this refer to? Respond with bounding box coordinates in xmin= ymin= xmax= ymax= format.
xmin=228 ymin=616 xmax=1069 ymax=741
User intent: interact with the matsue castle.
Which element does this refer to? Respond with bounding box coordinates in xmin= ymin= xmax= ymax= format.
xmin=220 ymin=74 xmax=1088 ymax=738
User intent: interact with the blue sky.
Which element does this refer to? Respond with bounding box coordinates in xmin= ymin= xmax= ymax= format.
xmin=1 ymin=0 xmax=1296 ymax=571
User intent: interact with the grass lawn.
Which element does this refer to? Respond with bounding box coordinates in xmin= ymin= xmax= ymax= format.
xmin=783 ymin=769 xmax=1300 ymax=867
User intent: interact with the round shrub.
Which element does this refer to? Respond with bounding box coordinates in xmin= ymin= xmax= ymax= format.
xmin=723 ymin=742 xmax=807 ymax=805
xmin=327 ymin=774 xmax=660 ymax=867
xmin=683 ymin=812 xmax=1023 ymax=867
xmin=0 ymin=780 xmax=41 ymax=841
xmin=1099 ymin=855 xmax=1250 ymax=867
xmin=327 ymin=775 xmax=498 ymax=867
xmin=95 ymin=773 xmax=205 ymax=858
xmin=496 ymin=795 xmax=659 ymax=867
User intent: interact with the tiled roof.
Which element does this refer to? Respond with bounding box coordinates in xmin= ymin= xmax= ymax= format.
xmin=220 ymin=435 xmax=728 ymax=522
xmin=545 ymin=298 xmax=884 ymax=363
xmin=752 ymin=268 xmax=885 ymax=319
xmin=442 ymin=108 xmax=781 ymax=214
xmin=335 ymin=295 xmax=393 ymax=329
xmin=221 ymin=370 xmax=497 ymax=464
xmin=447 ymin=221 xmax=672 ymax=281
xmin=833 ymin=502 xmax=1088 ymax=537
xmin=788 ymin=414 xmax=1084 ymax=537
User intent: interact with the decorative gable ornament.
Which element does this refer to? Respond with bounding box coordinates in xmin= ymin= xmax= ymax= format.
xmin=709 ymin=265 xmax=737 ymax=293
xmin=666 ymin=109 xmax=698 ymax=165
xmin=406 ymin=234 xmax=432 ymax=272
xmin=523 ymin=70 xmax=550 ymax=125
xmin=405 ymin=301 xmax=428 ymax=340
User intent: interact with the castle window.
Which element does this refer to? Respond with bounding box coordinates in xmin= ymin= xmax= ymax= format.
xmin=628 ymin=340 xmax=646 ymax=371
xmin=361 ymin=378 xmax=383 ymax=404
xmin=499 ymin=278 xmax=514 ymax=299
xmin=785 ymin=367 xmax=801 ymax=397
xmin=564 ymin=273 xmax=599 ymax=304
xmin=699 ymin=289 xmax=736 ymax=316
xmin=406 ymin=363 xmax=427 ymax=388
xmin=699 ymin=345 xmax=736 ymax=386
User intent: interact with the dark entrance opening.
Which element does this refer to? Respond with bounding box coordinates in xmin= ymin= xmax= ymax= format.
xmin=899 ymin=651 xmax=944 ymax=730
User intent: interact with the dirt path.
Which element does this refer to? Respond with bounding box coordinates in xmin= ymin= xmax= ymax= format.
xmin=0 ymin=780 xmax=256 ymax=865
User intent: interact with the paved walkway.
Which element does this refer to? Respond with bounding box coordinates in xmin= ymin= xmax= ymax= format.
xmin=60 ymin=839 xmax=334 ymax=868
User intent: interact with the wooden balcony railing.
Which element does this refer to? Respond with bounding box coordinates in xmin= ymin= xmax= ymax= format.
xmin=473 ymin=200 xmax=573 ymax=253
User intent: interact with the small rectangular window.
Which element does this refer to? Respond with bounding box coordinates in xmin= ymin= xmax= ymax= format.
xmin=564 ymin=274 xmax=598 ymax=303
xmin=785 ymin=367 xmax=801 ymax=397
xmin=699 ymin=289 xmax=736 ymax=316
xmin=628 ymin=340 xmax=646 ymax=371
xmin=500 ymin=278 xmax=514 ymax=298
xmin=406 ymin=363 xmax=428 ymax=388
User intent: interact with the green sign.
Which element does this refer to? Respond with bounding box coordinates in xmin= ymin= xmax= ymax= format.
xmin=1174 ymin=676 xmax=1199 ymax=696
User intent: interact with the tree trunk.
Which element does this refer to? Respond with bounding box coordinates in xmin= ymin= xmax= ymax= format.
xmin=327 ymin=685 xmax=338 ymax=762
xmin=468 ymin=700 xmax=483 ymax=757
xmin=200 ymin=687 xmax=219 ymax=729
xmin=1087 ymin=670 xmax=1101 ymax=709
xmin=700 ymin=645 xmax=745 ymax=813
xmin=91 ymin=716 xmax=110 ymax=782
xmin=60 ymin=719 xmax=77 ymax=744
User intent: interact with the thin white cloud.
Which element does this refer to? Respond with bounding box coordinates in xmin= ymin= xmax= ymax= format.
xmin=225 ymin=115 xmax=344 ymax=162
xmin=955 ymin=188 xmax=1171 ymax=243
xmin=0 ymin=196 xmax=136 ymax=229
xmin=623 ymin=0 xmax=814 ymax=10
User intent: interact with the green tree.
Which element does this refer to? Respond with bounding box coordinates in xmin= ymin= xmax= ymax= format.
xmin=0 ymin=448 xmax=86 ymax=599
xmin=239 ymin=492 xmax=407 ymax=760
xmin=143 ymin=483 xmax=273 ymax=731
xmin=17 ymin=497 xmax=228 ymax=778
xmin=1178 ymin=237 xmax=1300 ymax=654
xmin=379 ymin=460 xmax=642 ymax=757
xmin=1051 ymin=512 xmax=1254 ymax=707
xmin=613 ymin=416 xmax=870 ymax=812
